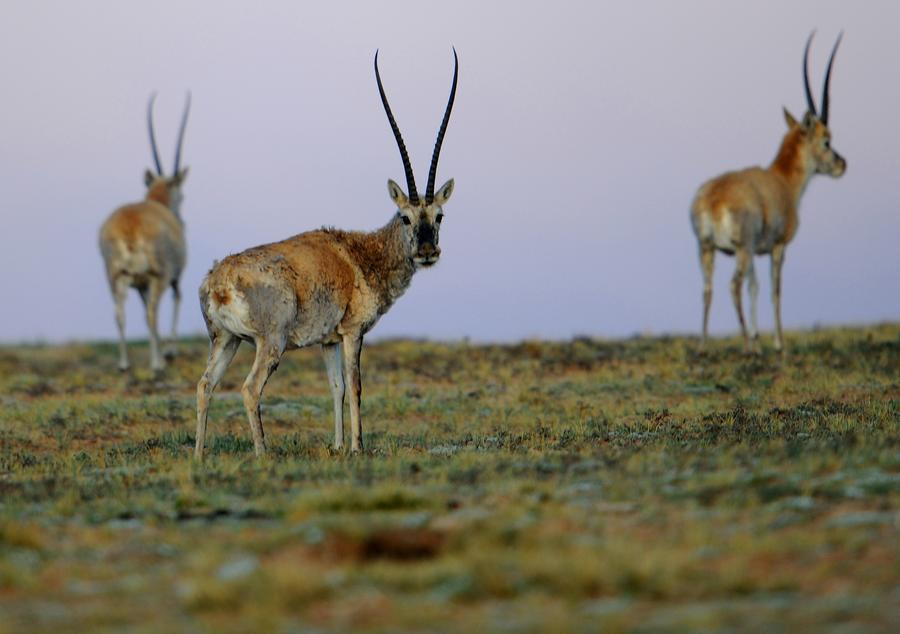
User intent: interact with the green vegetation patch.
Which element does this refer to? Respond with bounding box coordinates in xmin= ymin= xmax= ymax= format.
xmin=0 ymin=325 xmax=897 ymax=632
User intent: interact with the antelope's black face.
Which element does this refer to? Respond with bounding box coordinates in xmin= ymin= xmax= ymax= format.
xmin=803 ymin=115 xmax=846 ymax=178
xmin=799 ymin=32 xmax=846 ymax=178
xmin=388 ymin=178 xmax=454 ymax=268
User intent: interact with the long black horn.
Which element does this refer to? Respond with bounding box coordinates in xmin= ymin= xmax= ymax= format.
xmin=820 ymin=32 xmax=842 ymax=126
xmin=147 ymin=93 xmax=163 ymax=175
xmin=375 ymin=50 xmax=419 ymax=205
xmin=173 ymin=91 xmax=191 ymax=174
xmin=425 ymin=48 xmax=458 ymax=204
xmin=803 ymin=31 xmax=818 ymax=117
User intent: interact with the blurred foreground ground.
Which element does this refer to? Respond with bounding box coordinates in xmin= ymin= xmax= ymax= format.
xmin=0 ymin=325 xmax=898 ymax=632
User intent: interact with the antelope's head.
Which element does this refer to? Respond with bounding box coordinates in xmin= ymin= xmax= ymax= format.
xmin=144 ymin=92 xmax=191 ymax=217
xmin=784 ymin=32 xmax=846 ymax=179
xmin=376 ymin=49 xmax=458 ymax=269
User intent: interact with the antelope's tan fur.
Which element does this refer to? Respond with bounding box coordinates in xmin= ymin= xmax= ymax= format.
xmin=99 ymin=171 xmax=188 ymax=371
xmin=690 ymin=35 xmax=846 ymax=353
xmin=195 ymin=50 xmax=458 ymax=459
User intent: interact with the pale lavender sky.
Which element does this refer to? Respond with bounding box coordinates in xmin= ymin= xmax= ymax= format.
xmin=0 ymin=1 xmax=897 ymax=343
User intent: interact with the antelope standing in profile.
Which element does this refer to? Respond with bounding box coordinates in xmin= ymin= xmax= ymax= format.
xmin=99 ymin=94 xmax=191 ymax=372
xmin=691 ymin=33 xmax=846 ymax=353
xmin=195 ymin=50 xmax=458 ymax=459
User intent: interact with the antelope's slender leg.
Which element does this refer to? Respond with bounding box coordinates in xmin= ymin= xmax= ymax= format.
xmin=771 ymin=244 xmax=786 ymax=353
xmin=139 ymin=278 xmax=166 ymax=371
xmin=195 ymin=333 xmax=240 ymax=461
xmin=165 ymin=280 xmax=181 ymax=359
xmin=747 ymin=257 xmax=761 ymax=353
xmin=730 ymin=248 xmax=751 ymax=352
xmin=241 ymin=339 xmax=284 ymax=457
xmin=112 ymin=276 xmax=130 ymax=371
xmin=321 ymin=343 xmax=345 ymax=450
xmin=699 ymin=244 xmax=715 ymax=349
xmin=341 ymin=333 xmax=364 ymax=453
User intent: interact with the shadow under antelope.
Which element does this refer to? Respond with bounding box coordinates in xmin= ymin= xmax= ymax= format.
xmin=690 ymin=33 xmax=846 ymax=354
xmin=99 ymin=93 xmax=191 ymax=371
xmin=195 ymin=50 xmax=458 ymax=459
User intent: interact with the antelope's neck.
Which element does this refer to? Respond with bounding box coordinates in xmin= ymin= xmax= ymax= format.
xmin=769 ymin=128 xmax=814 ymax=206
xmin=146 ymin=181 xmax=171 ymax=208
xmin=360 ymin=216 xmax=416 ymax=306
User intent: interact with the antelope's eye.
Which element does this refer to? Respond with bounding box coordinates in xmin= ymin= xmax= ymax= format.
xmin=824 ymin=139 xmax=830 ymax=149
xmin=401 ymin=215 xmax=411 ymax=225
xmin=435 ymin=213 xmax=443 ymax=223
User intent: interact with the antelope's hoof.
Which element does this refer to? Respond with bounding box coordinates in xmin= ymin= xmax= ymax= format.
xmin=163 ymin=347 xmax=177 ymax=361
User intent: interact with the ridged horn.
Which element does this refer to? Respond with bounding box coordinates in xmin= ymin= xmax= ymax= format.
xmin=425 ymin=48 xmax=458 ymax=204
xmin=820 ymin=32 xmax=842 ymax=125
xmin=147 ymin=93 xmax=163 ymax=175
xmin=374 ymin=50 xmax=419 ymax=205
xmin=173 ymin=91 xmax=191 ymax=174
xmin=803 ymin=31 xmax=818 ymax=117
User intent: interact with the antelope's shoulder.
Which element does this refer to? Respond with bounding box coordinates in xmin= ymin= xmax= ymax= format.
xmin=144 ymin=201 xmax=183 ymax=236
xmin=275 ymin=228 xmax=370 ymax=283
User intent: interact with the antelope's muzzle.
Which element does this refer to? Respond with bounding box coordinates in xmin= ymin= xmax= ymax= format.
xmin=415 ymin=221 xmax=440 ymax=265
xmin=832 ymin=153 xmax=847 ymax=177
xmin=415 ymin=242 xmax=441 ymax=267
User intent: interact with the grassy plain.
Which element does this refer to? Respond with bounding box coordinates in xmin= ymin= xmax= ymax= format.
xmin=0 ymin=324 xmax=897 ymax=632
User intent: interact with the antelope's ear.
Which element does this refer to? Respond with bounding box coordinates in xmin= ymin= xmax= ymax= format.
xmin=433 ymin=179 xmax=454 ymax=205
xmin=387 ymin=179 xmax=408 ymax=207
xmin=173 ymin=167 xmax=189 ymax=185
xmin=783 ymin=107 xmax=799 ymax=129
xmin=144 ymin=169 xmax=156 ymax=187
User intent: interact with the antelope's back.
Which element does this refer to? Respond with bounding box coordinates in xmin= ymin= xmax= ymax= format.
xmin=99 ymin=202 xmax=185 ymax=281
xmin=200 ymin=230 xmax=357 ymax=345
